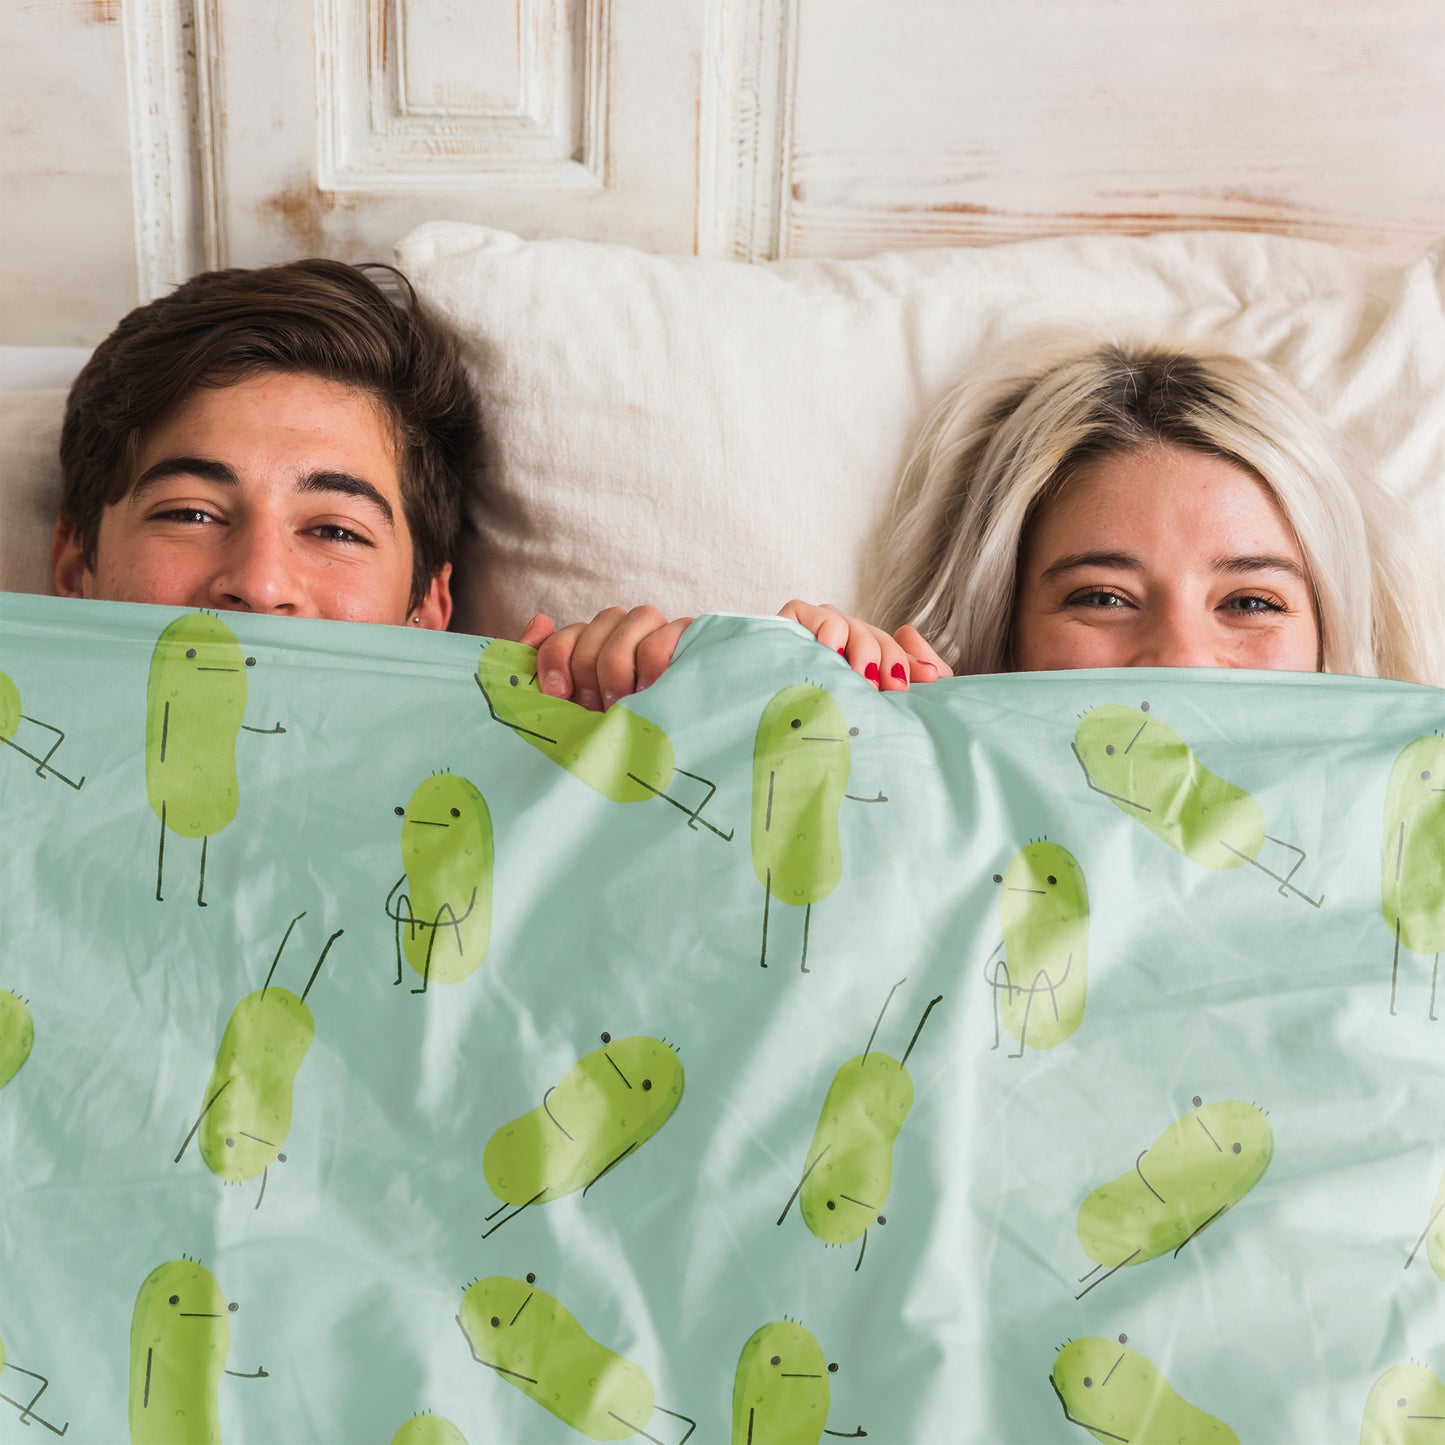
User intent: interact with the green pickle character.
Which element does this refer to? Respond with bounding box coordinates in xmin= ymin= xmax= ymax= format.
xmin=1381 ymin=735 xmax=1444 ymax=1017
xmin=176 ymin=914 xmax=342 ymax=1208
xmin=730 ymin=1319 xmax=864 ymax=1445
xmin=1072 ymin=701 xmax=1321 ymax=906
xmin=1075 ymin=1096 xmax=1273 ymax=1299
xmin=1360 ymin=1363 xmax=1445 ymax=1445
xmin=984 ymin=841 xmax=1089 ymax=1056
xmin=483 ymin=1033 xmax=684 ymax=1236
xmin=386 ymin=773 xmax=494 ymax=991
xmin=475 ymin=640 xmax=730 ymax=839
xmin=0 ymin=1328 xmax=69 ymax=1436
xmin=145 ymin=613 xmax=283 ymax=905
xmin=456 ymin=1274 xmax=695 ymax=1442
xmin=779 ymin=980 xmax=941 ymax=1270
xmin=0 ymin=670 xmax=85 ymax=789
xmin=390 ymin=1414 xmax=468 ymax=1445
xmin=128 ymin=1258 xmax=266 ymax=1444
xmin=1405 ymin=1166 xmax=1445 ymax=1279
xmin=1050 ymin=1334 xmax=1237 ymax=1444
xmin=0 ymin=990 xmax=34 ymax=1089
xmin=751 ymin=683 xmax=883 ymax=970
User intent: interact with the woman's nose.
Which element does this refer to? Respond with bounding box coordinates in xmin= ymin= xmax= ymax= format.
xmin=1131 ymin=609 xmax=1220 ymax=669
xmin=207 ymin=524 xmax=304 ymax=615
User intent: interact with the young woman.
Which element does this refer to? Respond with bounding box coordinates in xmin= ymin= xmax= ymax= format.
xmin=861 ymin=340 xmax=1437 ymax=685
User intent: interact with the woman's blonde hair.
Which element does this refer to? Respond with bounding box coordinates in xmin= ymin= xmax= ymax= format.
xmin=865 ymin=340 xmax=1434 ymax=684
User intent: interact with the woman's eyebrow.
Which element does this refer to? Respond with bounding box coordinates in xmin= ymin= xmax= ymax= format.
xmin=1038 ymin=550 xmax=1142 ymax=580
xmin=1214 ymin=554 xmax=1310 ymax=581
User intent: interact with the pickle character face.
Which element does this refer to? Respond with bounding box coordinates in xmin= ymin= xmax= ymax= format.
xmin=475 ymin=640 xmax=675 ymax=803
xmin=198 ymin=989 xmax=315 ymax=1182
xmin=457 ymin=1275 xmax=656 ymax=1440
xmin=484 ymin=1034 xmax=684 ymax=1209
xmin=990 ymin=841 xmax=1089 ymax=1052
xmin=1050 ymin=1335 xmax=1237 ymax=1443
xmin=1073 ymin=703 xmax=1266 ymax=868
xmin=1381 ymin=736 xmax=1445 ymax=956
xmin=751 ymin=684 xmax=853 ymax=905
xmin=395 ymin=773 xmax=494 ymax=986
xmin=128 ymin=1258 xmax=234 ymax=1444
xmin=1077 ymin=1098 xmax=1273 ymax=1282
xmin=785 ymin=983 xmax=940 ymax=1262
xmin=145 ymin=614 xmax=250 ymax=835
xmin=390 ymin=1414 xmax=468 ymax=1445
xmin=731 ymin=1320 xmax=833 ymax=1445
xmin=0 ymin=990 xmax=34 ymax=1089
xmin=1360 ymin=1363 xmax=1445 ymax=1445
xmin=0 ymin=671 xmax=20 ymax=744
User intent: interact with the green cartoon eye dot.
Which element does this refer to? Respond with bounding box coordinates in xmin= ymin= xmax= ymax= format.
xmin=186 ymin=648 xmax=196 ymax=658
xmin=245 ymin=657 xmax=256 ymax=667
xmin=828 ymin=1364 xmax=838 ymax=1374
xmin=395 ymin=806 xmax=405 ymax=815
xmin=1232 ymin=1142 xmax=1242 ymax=1153
xmin=993 ymin=873 xmax=1002 ymax=883
xmin=770 ymin=1356 xmax=781 ymax=1366
xmin=601 ymin=1031 xmax=611 ymax=1042
xmin=791 ymin=718 xmax=802 ymax=729
xmin=450 ymin=807 xmax=460 ymax=817
xmin=1105 ymin=744 xmax=1115 ymax=755
xmin=509 ymin=675 xmax=519 ymax=686
xmin=848 ymin=727 xmax=859 ymax=737
xmin=642 ymin=1078 xmax=652 ymax=1090
xmin=168 ymin=1295 xmax=179 ymax=1305
xmin=1193 ymin=1095 xmax=1202 ymax=1105
xmin=227 ymin=1303 xmax=237 ymax=1313
xmin=1423 ymin=770 xmax=1432 ymax=781
xmin=1047 ymin=875 xmax=1057 ymax=885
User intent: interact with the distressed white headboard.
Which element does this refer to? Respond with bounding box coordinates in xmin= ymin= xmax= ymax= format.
xmin=3 ymin=1 xmax=1442 ymax=343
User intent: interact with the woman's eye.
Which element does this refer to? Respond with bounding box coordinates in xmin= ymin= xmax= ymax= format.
xmin=1067 ymin=589 xmax=1130 ymax=610
xmin=1222 ymin=594 xmax=1286 ymax=615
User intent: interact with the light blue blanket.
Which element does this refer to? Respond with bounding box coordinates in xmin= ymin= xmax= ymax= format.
xmin=2 ymin=595 xmax=1442 ymax=1443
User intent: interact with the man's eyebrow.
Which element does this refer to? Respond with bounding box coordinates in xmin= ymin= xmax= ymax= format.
xmin=297 ymin=470 xmax=395 ymax=528
xmin=130 ymin=456 xmax=238 ymax=495
xmin=128 ymin=458 xmax=395 ymax=529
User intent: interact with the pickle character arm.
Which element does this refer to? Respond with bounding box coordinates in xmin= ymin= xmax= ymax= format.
xmin=0 ymin=1360 xmax=70 ymax=1436
xmin=2 ymin=715 xmax=85 ymax=789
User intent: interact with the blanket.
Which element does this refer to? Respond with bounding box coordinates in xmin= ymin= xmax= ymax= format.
xmin=2 ymin=595 xmax=1442 ymax=1443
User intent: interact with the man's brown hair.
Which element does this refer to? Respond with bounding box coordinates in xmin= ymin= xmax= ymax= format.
xmin=59 ymin=258 xmax=480 ymax=609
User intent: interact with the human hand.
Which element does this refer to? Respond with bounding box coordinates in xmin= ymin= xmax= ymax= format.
xmin=517 ymin=606 xmax=693 ymax=712
xmin=777 ymin=601 xmax=953 ymax=689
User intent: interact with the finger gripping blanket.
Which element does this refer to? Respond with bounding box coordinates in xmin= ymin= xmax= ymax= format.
xmin=1 ymin=598 xmax=1442 ymax=1443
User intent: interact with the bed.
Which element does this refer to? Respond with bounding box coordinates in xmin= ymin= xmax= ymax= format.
xmin=2 ymin=137 xmax=1444 ymax=1445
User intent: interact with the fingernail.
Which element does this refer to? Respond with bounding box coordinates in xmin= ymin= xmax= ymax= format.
xmin=542 ymin=671 xmax=566 ymax=696
xmin=891 ymin=663 xmax=906 ymax=680
xmin=577 ymin=690 xmax=601 ymax=713
xmin=524 ymin=614 xmax=540 ymax=631
xmin=865 ymin=662 xmax=879 ymax=682
xmin=837 ymin=647 xmax=847 ymax=656
xmin=602 ymin=692 xmax=618 ymax=710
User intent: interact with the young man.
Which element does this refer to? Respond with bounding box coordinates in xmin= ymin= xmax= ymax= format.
xmin=50 ymin=258 xmax=941 ymax=702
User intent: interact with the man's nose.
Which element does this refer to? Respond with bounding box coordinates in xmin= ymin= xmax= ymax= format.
xmin=208 ymin=524 xmax=303 ymax=615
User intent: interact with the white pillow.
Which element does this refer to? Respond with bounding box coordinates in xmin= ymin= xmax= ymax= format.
xmin=396 ymin=224 xmax=1445 ymax=644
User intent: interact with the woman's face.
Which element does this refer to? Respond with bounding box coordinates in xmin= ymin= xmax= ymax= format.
xmin=1011 ymin=443 xmax=1321 ymax=672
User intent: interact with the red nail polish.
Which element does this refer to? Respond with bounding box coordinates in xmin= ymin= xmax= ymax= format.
xmin=891 ymin=663 xmax=906 ymax=680
xmin=838 ymin=647 xmax=846 ymax=656
xmin=865 ymin=662 xmax=879 ymax=681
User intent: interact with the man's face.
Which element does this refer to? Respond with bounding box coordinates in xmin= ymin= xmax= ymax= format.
xmin=52 ymin=370 xmax=451 ymax=628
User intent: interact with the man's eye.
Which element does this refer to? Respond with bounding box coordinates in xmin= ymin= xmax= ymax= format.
xmin=308 ymin=524 xmax=368 ymax=545
xmin=152 ymin=507 xmax=216 ymax=525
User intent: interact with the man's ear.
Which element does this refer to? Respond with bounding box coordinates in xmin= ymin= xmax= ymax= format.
xmin=414 ymin=561 xmax=453 ymax=630
xmin=51 ymin=515 xmax=92 ymax=598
